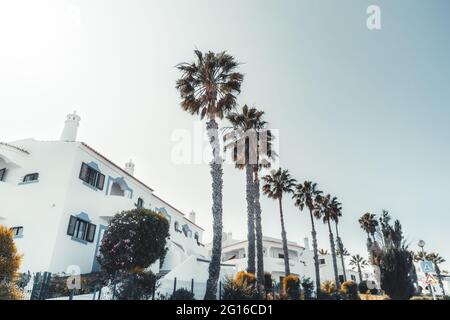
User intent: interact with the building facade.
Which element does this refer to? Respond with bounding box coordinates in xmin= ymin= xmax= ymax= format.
xmin=0 ymin=112 xmax=207 ymax=277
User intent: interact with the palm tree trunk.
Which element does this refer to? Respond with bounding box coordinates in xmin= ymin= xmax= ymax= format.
xmin=278 ymin=197 xmax=290 ymax=277
xmin=357 ymin=264 xmax=363 ymax=283
xmin=309 ymin=209 xmax=321 ymax=297
xmin=204 ymin=119 xmax=223 ymax=300
xmin=435 ymin=264 xmax=446 ymax=297
xmin=245 ymin=165 xmax=256 ymax=274
xmin=335 ymin=223 xmax=347 ymax=282
xmin=253 ymin=171 xmax=265 ymax=288
xmin=327 ymin=220 xmax=340 ymax=292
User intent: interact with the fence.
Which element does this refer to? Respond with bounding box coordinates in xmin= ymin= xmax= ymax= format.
xmin=12 ymin=272 xmax=283 ymax=300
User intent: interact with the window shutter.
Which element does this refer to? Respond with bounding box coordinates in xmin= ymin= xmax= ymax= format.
xmin=67 ymin=216 xmax=77 ymax=236
xmin=96 ymin=173 xmax=105 ymax=190
xmin=79 ymin=163 xmax=89 ymax=182
xmin=86 ymin=223 xmax=97 ymax=242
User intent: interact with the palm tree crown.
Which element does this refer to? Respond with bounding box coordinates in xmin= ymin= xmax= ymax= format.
xmin=176 ymin=50 xmax=243 ymax=120
xmin=350 ymin=254 xmax=368 ymax=267
xmin=262 ymin=168 xmax=297 ymax=200
xmin=293 ymin=181 xmax=322 ymax=212
xmin=358 ymin=212 xmax=378 ymax=239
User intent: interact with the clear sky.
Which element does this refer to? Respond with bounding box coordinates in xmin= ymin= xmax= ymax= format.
xmin=1 ymin=0 xmax=449 ymax=270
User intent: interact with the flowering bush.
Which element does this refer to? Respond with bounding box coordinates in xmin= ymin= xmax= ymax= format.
xmin=98 ymin=209 xmax=169 ymax=276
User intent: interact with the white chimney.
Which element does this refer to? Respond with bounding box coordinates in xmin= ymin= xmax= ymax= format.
xmin=188 ymin=210 xmax=196 ymax=223
xmin=60 ymin=111 xmax=81 ymax=142
xmin=304 ymin=237 xmax=310 ymax=251
xmin=124 ymin=160 xmax=135 ymax=176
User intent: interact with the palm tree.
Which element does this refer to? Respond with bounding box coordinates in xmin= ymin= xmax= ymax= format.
xmin=176 ymin=50 xmax=243 ymax=299
xmin=349 ymin=254 xmax=368 ymax=283
xmin=262 ymin=168 xmax=297 ymax=276
xmin=319 ymin=249 xmax=329 ymax=255
xmin=426 ymin=253 xmax=446 ymax=297
xmin=225 ymin=105 xmax=268 ymax=275
xmin=358 ymin=212 xmax=378 ymax=243
xmin=293 ymin=181 xmax=323 ymax=296
xmin=332 ymin=199 xmax=347 ymax=282
xmin=317 ymin=194 xmax=341 ymax=291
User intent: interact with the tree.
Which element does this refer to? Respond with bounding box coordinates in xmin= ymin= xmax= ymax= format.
xmin=262 ymin=168 xmax=297 ymax=277
xmin=225 ymin=105 xmax=274 ymax=286
xmin=331 ymin=198 xmax=347 ymax=282
xmin=349 ymin=254 xmax=368 ymax=283
xmin=316 ymin=194 xmax=341 ymax=292
xmin=368 ymin=211 xmax=417 ymax=300
xmin=293 ymin=181 xmax=323 ymax=297
xmin=301 ymin=277 xmax=315 ymax=300
xmin=225 ymin=105 xmax=263 ymax=274
xmin=318 ymin=249 xmax=329 ymax=255
xmin=358 ymin=212 xmax=378 ymax=254
xmin=176 ymin=50 xmax=243 ymax=299
xmin=98 ymin=209 xmax=169 ymax=277
xmin=0 ymin=225 xmax=23 ymax=300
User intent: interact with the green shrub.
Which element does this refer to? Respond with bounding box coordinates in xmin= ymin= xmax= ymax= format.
xmin=264 ymin=273 xmax=273 ymax=291
xmin=169 ymin=288 xmax=195 ymax=300
xmin=340 ymin=280 xmax=360 ymax=300
xmin=0 ymin=282 xmax=24 ymax=300
xmin=222 ymin=272 xmax=261 ymax=300
xmin=283 ymin=275 xmax=301 ymax=300
xmin=114 ymin=270 xmax=158 ymax=300
xmin=301 ymin=277 xmax=314 ymax=300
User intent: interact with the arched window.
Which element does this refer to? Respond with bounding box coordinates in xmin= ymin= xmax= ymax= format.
xmin=110 ymin=181 xmax=125 ymax=196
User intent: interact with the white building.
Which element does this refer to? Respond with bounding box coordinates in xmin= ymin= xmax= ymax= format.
xmin=212 ymin=233 xmax=380 ymax=291
xmin=0 ymin=112 xmax=209 ymax=279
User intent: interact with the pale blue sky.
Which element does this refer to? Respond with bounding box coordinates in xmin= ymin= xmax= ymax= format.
xmin=1 ymin=0 xmax=449 ymax=269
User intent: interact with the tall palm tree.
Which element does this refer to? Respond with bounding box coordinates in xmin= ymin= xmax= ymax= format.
xmin=349 ymin=254 xmax=368 ymax=283
xmin=176 ymin=50 xmax=243 ymax=299
xmin=262 ymin=168 xmax=297 ymax=277
xmin=317 ymin=194 xmax=341 ymax=291
xmin=332 ymin=199 xmax=347 ymax=282
xmin=358 ymin=212 xmax=378 ymax=243
xmin=293 ymin=181 xmax=323 ymax=295
xmin=426 ymin=253 xmax=446 ymax=297
xmin=225 ymin=105 xmax=267 ymax=275
xmin=319 ymin=249 xmax=329 ymax=255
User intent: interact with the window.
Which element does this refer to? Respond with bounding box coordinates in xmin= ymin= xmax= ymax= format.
xmin=0 ymin=168 xmax=6 ymax=181
xmin=278 ymin=253 xmax=285 ymax=259
xmin=23 ymin=173 xmax=39 ymax=183
xmin=174 ymin=221 xmax=181 ymax=233
xmin=67 ymin=215 xmax=96 ymax=242
xmin=339 ymin=275 xmax=345 ymax=284
xmin=79 ymin=163 xmax=105 ymax=190
xmin=10 ymin=226 xmax=23 ymax=237
xmin=351 ymin=275 xmax=356 ymax=281
xmin=319 ymin=258 xmax=326 ymax=265
xmin=136 ymin=198 xmax=144 ymax=208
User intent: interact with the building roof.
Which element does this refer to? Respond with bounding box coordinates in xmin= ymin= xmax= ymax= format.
xmin=80 ymin=142 xmax=205 ymax=231
xmin=0 ymin=142 xmax=30 ymax=154
xmin=223 ymin=236 xmax=305 ymax=250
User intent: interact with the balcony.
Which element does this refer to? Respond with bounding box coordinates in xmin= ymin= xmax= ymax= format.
xmin=98 ymin=195 xmax=136 ymax=219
